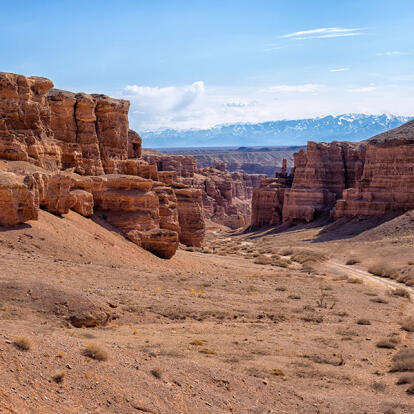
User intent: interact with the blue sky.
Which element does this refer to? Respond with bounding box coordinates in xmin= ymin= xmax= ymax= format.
xmin=2 ymin=0 xmax=414 ymax=130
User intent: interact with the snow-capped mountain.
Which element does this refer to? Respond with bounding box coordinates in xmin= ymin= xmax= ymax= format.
xmin=141 ymin=114 xmax=413 ymax=148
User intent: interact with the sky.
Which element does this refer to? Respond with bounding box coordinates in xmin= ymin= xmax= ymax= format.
xmin=2 ymin=0 xmax=414 ymax=131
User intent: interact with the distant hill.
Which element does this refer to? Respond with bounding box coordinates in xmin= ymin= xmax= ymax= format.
xmin=142 ymin=114 xmax=413 ymax=148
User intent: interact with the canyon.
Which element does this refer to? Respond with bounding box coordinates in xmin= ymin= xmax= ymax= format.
xmin=3 ymin=71 xmax=414 ymax=414
xmin=251 ymin=122 xmax=414 ymax=228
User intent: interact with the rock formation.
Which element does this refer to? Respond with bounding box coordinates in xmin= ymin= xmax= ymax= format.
xmin=144 ymin=152 xmax=265 ymax=230
xmin=0 ymin=72 xmax=208 ymax=258
xmin=251 ymin=120 xmax=414 ymax=228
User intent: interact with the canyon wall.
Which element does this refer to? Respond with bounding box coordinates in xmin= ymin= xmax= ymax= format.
xmin=251 ymin=120 xmax=414 ymax=228
xmin=144 ymin=152 xmax=265 ymax=229
xmin=0 ymin=72 xmax=206 ymax=258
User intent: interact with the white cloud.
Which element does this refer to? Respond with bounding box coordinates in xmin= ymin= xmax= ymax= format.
xmin=117 ymin=81 xmax=414 ymax=131
xmin=268 ymin=84 xmax=325 ymax=93
xmin=124 ymin=81 xmax=204 ymax=112
xmin=330 ymin=68 xmax=349 ymax=72
xmin=377 ymin=51 xmax=412 ymax=56
xmin=282 ymin=27 xmax=362 ymax=40
xmin=345 ymin=86 xmax=376 ymax=93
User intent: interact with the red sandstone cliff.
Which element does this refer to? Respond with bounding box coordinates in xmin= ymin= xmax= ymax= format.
xmin=0 ymin=72 xmax=206 ymax=258
xmin=251 ymin=121 xmax=414 ymax=228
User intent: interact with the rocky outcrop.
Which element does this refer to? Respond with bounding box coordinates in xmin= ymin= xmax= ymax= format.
xmin=0 ymin=72 xmax=207 ymax=258
xmin=334 ymin=121 xmax=414 ymax=218
xmin=173 ymin=185 xmax=205 ymax=247
xmin=143 ymin=154 xmax=196 ymax=179
xmin=193 ymin=166 xmax=265 ymax=229
xmin=0 ymin=171 xmax=38 ymax=225
xmin=0 ymin=72 xmax=62 ymax=170
xmin=251 ymin=120 xmax=414 ymax=228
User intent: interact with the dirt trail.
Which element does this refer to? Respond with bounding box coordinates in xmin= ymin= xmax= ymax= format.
xmin=326 ymin=260 xmax=414 ymax=295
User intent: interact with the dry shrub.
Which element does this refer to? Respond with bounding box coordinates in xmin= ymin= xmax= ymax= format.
xmin=372 ymin=381 xmax=386 ymax=392
xmin=303 ymin=353 xmax=344 ymax=366
xmin=391 ymin=288 xmax=410 ymax=299
xmin=407 ymin=382 xmax=414 ymax=394
xmin=83 ymin=343 xmax=108 ymax=361
xmin=370 ymin=297 xmax=388 ymax=304
xmin=301 ymin=314 xmax=323 ymax=323
xmin=401 ymin=317 xmax=414 ymax=332
xmin=52 ymin=371 xmax=65 ymax=384
xmin=279 ymin=248 xmax=294 ymax=256
xmin=390 ymin=349 xmax=414 ymax=372
xmin=396 ymin=374 xmax=414 ymax=385
xmin=199 ymin=348 xmax=216 ymax=355
xmin=347 ymin=277 xmax=363 ymax=284
xmin=276 ymin=286 xmax=287 ymax=292
xmin=190 ymin=339 xmax=204 ymax=346
xmin=291 ymin=250 xmax=328 ymax=265
xmin=254 ymin=256 xmax=272 ymax=265
xmin=368 ymin=263 xmax=398 ymax=278
xmin=150 ymin=369 xmax=162 ymax=379
xmin=346 ymin=258 xmax=361 ymax=265
xmin=287 ymin=294 xmax=301 ymax=300
xmin=13 ymin=336 xmax=31 ymax=351
xmin=357 ymin=319 xmax=371 ymax=325
xmin=376 ymin=340 xmax=396 ymax=349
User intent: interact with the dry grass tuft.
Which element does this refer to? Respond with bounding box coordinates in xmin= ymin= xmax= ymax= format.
xmin=291 ymin=250 xmax=328 ymax=265
xmin=376 ymin=339 xmax=396 ymax=349
xmin=347 ymin=277 xmax=363 ymax=284
xmin=370 ymin=297 xmax=388 ymax=304
xmin=391 ymin=288 xmax=410 ymax=299
xmin=83 ymin=343 xmax=108 ymax=361
xmin=346 ymin=258 xmax=361 ymax=265
xmin=396 ymin=374 xmax=414 ymax=385
xmin=357 ymin=318 xmax=371 ymax=325
xmin=52 ymin=371 xmax=66 ymax=383
xmin=390 ymin=349 xmax=414 ymax=372
xmin=368 ymin=263 xmax=398 ymax=278
xmin=401 ymin=317 xmax=414 ymax=332
xmin=199 ymin=348 xmax=216 ymax=355
xmin=13 ymin=336 xmax=31 ymax=351
xmin=150 ymin=368 xmax=162 ymax=379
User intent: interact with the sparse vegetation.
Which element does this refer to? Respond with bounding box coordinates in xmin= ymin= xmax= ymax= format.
xmin=347 ymin=277 xmax=363 ymax=284
xmin=52 ymin=371 xmax=65 ymax=383
xmin=13 ymin=336 xmax=31 ymax=351
xmin=391 ymin=288 xmax=410 ymax=298
xmin=390 ymin=349 xmax=414 ymax=372
xmin=346 ymin=258 xmax=361 ymax=265
xmin=370 ymin=297 xmax=388 ymax=304
xmin=368 ymin=263 xmax=398 ymax=278
xmin=150 ymin=368 xmax=162 ymax=379
xmin=83 ymin=343 xmax=108 ymax=361
xmin=199 ymin=348 xmax=216 ymax=355
xmin=376 ymin=339 xmax=396 ymax=349
xmin=357 ymin=318 xmax=371 ymax=325
xmin=401 ymin=317 xmax=414 ymax=332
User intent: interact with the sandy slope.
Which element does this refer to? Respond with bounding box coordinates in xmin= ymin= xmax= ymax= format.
xmin=1 ymin=210 xmax=414 ymax=413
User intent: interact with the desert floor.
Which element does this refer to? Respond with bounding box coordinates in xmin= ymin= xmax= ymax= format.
xmin=1 ymin=210 xmax=414 ymax=413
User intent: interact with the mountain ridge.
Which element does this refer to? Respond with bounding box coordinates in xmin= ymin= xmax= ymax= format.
xmin=141 ymin=113 xmax=413 ymax=148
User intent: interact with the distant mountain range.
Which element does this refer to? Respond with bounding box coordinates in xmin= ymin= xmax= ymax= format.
xmin=141 ymin=114 xmax=413 ymax=148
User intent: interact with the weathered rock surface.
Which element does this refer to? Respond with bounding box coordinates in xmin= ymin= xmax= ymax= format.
xmin=0 ymin=72 xmax=203 ymax=258
xmin=251 ymin=120 xmax=414 ymax=228
xmin=0 ymin=171 xmax=38 ymax=225
xmin=334 ymin=121 xmax=414 ymax=218
xmin=173 ymin=185 xmax=205 ymax=246
xmin=194 ymin=166 xmax=265 ymax=229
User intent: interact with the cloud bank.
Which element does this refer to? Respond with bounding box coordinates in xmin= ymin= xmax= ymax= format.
xmin=120 ymin=81 xmax=414 ymax=131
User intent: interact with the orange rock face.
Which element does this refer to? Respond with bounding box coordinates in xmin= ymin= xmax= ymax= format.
xmin=194 ymin=166 xmax=265 ymax=229
xmin=0 ymin=72 xmax=207 ymax=258
xmin=334 ymin=121 xmax=414 ymax=218
xmin=251 ymin=121 xmax=414 ymax=228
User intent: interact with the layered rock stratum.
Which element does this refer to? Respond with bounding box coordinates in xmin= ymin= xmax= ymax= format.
xmin=0 ymin=72 xmax=205 ymax=258
xmin=0 ymin=72 xmax=267 ymax=257
xmin=252 ymin=121 xmax=414 ymax=227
